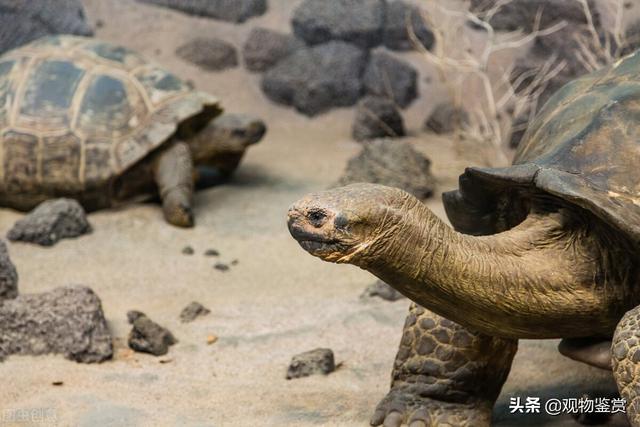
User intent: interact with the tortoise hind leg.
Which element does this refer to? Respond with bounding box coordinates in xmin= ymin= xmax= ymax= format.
xmin=153 ymin=140 xmax=195 ymax=227
xmin=613 ymin=306 xmax=640 ymax=427
xmin=371 ymin=303 xmax=517 ymax=427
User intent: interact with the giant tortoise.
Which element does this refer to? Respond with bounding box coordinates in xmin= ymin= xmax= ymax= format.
xmin=288 ymin=49 xmax=640 ymax=425
xmin=0 ymin=35 xmax=265 ymax=227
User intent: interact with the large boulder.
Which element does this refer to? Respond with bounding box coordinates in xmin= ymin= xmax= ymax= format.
xmin=383 ymin=1 xmax=434 ymax=51
xmin=292 ymin=0 xmax=386 ymax=49
xmin=337 ymin=138 xmax=435 ymax=200
xmin=7 ymin=198 xmax=92 ymax=247
xmin=352 ymin=96 xmax=405 ymax=141
xmin=363 ymin=51 xmax=418 ymax=108
xmin=176 ymin=38 xmax=238 ymax=71
xmin=138 ymin=0 xmax=267 ymax=23
xmin=243 ymin=28 xmax=304 ymax=72
xmin=261 ymin=41 xmax=368 ymax=116
xmin=0 ymin=0 xmax=93 ymax=54
xmin=0 ymin=286 xmax=113 ymax=363
xmin=0 ymin=241 xmax=17 ymax=301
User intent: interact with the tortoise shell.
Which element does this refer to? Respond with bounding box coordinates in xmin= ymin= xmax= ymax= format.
xmin=444 ymin=50 xmax=640 ymax=243
xmin=0 ymin=35 xmax=220 ymax=205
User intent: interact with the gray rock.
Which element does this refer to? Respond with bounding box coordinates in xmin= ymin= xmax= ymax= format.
xmin=383 ymin=1 xmax=434 ymax=51
xmin=138 ymin=0 xmax=267 ymax=23
xmin=7 ymin=198 xmax=91 ymax=246
xmin=243 ymin=28 xmax=304 ymax=72
xmin=180 ymin=302 xmax=211 ymax=323
xmin=261 ymin=41 xmax=368 ymax=116
xmin=424 ymin=103 xmax=470 ymax=134
xmin=176 ymin=38 xmax=238 ymax=71
xmin=182 ymin=245 xmax=195 ymax=255
xmin=214 ymin=262 xmax=230 ymax=272
xmin=360 ymin=280 xmax=406 ymax=301
xmin=337 ymin=139 xmax=435 ymax=200
xmin=470 ymin=0 xmax=597 ymax=33
xmin=352 ymin=96 xmax=405 ymax=141
xmin=0 ymin=286 xmax=113 ymax=363
xmin=363 ymin=51 xmax=418 ymax=108
xmin=292 ymin=0 xmax=386 ymax=49
xmin=0 ymin=0 xmax=93 ymax=54
xmin=204 ymin=248 xmax=220 ymax=257
xmin=128 ymin=312 xmax=177 ymax=356
xmin=286 ymin=348 xmax=336 ymax=379
xmin=0 ymin=241 xmax=17 ymax=301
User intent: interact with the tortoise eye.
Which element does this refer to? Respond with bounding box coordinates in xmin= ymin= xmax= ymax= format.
xmin=307 ymin=210 xmax=327 ymax=227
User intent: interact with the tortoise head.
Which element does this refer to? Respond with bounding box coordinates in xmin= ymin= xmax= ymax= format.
xmin=287 ymin=184 xmax=412 ymax=263
xmin=187 ymin=113 xmax=265 ymax=175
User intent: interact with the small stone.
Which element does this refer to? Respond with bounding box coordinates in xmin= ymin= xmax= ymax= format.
xmin=176 ymin=38 xmax=238 ymax=71
xmin=363 ymin=52 xmax=418 ymax=108
xmin=0 ymin=286 xmax=113 ymax=363
xmin=95 ymin=19 xmax=104 ymax=28
xmin=182 ymin=246 xmax=195 ymax=255
xmin=424 ymin=103 xmax=470 ymax=134
xmin=360 ymin=280 xmax=406 ymax=302
xmin=214 ymin=263 xmax=230 ymax=272
xmin=206 ymin=334 xmax=218 ymax=345
xmin=337 ymin=139 xmax=436 ymax=200
xmin=0 ymin=240 xmax=18 ymax=301
xmin=52 ymin=381 xmax=64 ymax=386
xmin=127 ymin=310 xmax=145 ymax=324
xmin=286 ymin=348 xmax=336 ymax=379
xmin=230 ymin=259 xmax=239 ymax=266
xmin=352 ymin=96 xmax=405 ymax=141
xmin=180 ymin=302 xmax=211 ymax=323
xmin=204 ymin=249 xmax=219 ymax=257
xmin=128 ymin=312 xmax=177 ymax=356
xmin=7 ymin=198 xmax=92 ymax=246
xmin=243 ymin=28 xmax=304 ymax=72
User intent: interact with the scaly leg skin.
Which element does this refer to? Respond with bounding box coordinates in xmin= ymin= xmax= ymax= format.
xmin=372 ymin=303 xmax=518 ymax=427
xmin=612 ymin=305 xmax=640 ymax=427
xmin=153 ymin=141 xmax=195 ymax=227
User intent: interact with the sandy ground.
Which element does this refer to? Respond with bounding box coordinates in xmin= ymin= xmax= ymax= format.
xmin=0 ymin=1 xmax=630 ymax=426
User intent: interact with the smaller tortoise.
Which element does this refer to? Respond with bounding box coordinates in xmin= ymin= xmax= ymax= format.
xmin=289 ymin=50 xmax=640 ymax=425
xmin=0 ymin=36 xmax=266 ymax=227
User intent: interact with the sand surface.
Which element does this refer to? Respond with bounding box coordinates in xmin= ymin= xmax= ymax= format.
xmin=0 ymin=1 xmax=629 ymax=426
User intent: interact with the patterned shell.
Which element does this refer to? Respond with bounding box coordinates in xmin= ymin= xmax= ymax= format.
xmin=0 ymin=35 xmax=220 ymax=195
xmin=444 ymin=50 xmax=640 ymax=242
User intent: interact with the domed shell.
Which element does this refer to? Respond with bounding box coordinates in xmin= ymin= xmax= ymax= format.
xmin=0 ymin=35 xmax=221 ymax=197
xmin=444 ymin=50 xmax=640 ymax=242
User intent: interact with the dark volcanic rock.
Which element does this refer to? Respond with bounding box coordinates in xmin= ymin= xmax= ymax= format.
xmin=243 ymin=28 xmax=304 ymax=72
xmin=128 ymin=312 xmax=177 ymax=356
xmin=470 ymin=0 xmax=596 ymax=33
xmin=337 ymin=139 xmax=436 ymax=200
xmin=292 ymin=0 xmax=386 ymax=49
xmin=361 ymin=280 xmax=406 ymax=301
xmin=0 ymin=286 xmax=113 ymax=363
xmin=363 ymin=51 xmax=418 ymax=108
xmin=383 ymin=1 xmax=434 ymax=51
xmin=180 ymin=302 xmax=211 ymax=323
xmin=138 ymin=0 xmax=267 ymax=23
xmin=286 ymin=348 xmax=336 ymax=379
xmin=424 ymin=103 xmax=470 ymax=134
xmin=0 ymin=241 xmax=17 ymax=301
xmin=7 ymin=198 xmax=91 ymax=246
xmin=352 ymin=96 xmax=405 ymax=141
xmin=176 ymin=38 xmax=238 ymax=71
xmin=261 ymin=41 xmax=368 ymax=116
xmin=0 ymin=0 xmax=93 ymax=54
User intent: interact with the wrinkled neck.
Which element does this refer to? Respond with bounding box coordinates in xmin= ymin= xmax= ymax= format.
xmin=353 ymin=201 xmax=629 ymax=339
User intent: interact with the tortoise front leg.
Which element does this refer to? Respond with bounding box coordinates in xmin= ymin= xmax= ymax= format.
xmin=613 ymin=306 xmax=640 ymax=427
xmin=153 ymin=140 xmax=195 ymax=227
xmin=372 ymin=303 xmax=517 ymax=427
